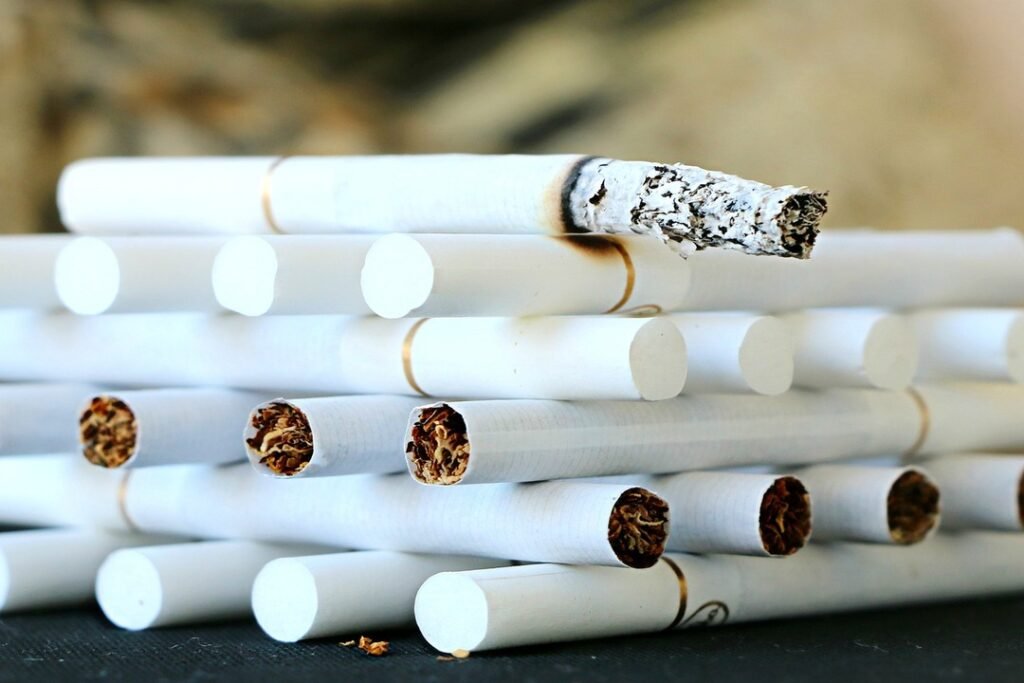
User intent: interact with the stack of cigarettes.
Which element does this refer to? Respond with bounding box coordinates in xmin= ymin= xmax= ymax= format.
xmin=1 ymin=154 xmax=1023 ymax=656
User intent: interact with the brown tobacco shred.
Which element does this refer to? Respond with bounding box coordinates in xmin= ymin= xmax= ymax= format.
xmin=888 ymin=470 xmax=940 ymax=544
xmin=79 ymin=396 xmax=137 ymax=468
xmin=759 ymin=477 xmax=812 ymax=555
xmin=246 ymin=402 xmax=314 ymax=476
xmin=607 ymin=487 xmax=669 ymax=568
xmin=406 ymin=404 xmax=470 ymax=485
xmin=357 ymin=636 xmax=389 ymax=657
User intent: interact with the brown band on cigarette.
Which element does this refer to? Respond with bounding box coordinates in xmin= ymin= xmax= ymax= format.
xmin=246 ymin=402 xmax=314 ymax=477
xmin=558 ymin=155 xmax=599 ymax=234
xmin=603 ymin=240 xmax=635 ymax=314
xmin=887 ymin=470 xmax=940 ymax=544
xmin=903 ymin=388 xmax=931 ymax=457
xmin=406 ymin=404 xmax=469 ymax=485
xmin=79 ymin=396 xmax=138 ymax=469
xmin=758 ymin=476 xmax=812 ymax=556
xmin=116 ymin=470 xmax=137 ymax=531
xmin=260 ymin=156 xmax=289 ymax=234
xmin=608 ymin=487 xmax=669 ymax=569
xmin=660 ymin=556 xmax=688 ymax=631
xmin=401 ymin=318 xmax=432 ymax=398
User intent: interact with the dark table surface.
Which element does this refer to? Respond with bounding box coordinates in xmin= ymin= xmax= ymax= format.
xmin=1 ymin=596 xmax=1021 ymax=683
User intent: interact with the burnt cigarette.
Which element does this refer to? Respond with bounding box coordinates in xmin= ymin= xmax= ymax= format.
xmin=917 ymin=454 xmax=1024 ymax=531
xmin=0 ymin=383 xmax=100 ymax=455
xmin=795 ymin=464 xmax=940 ymax=544
xmin=122 ymin=465 xmax=669 ymax=568
xmin=59 ymin=156 xmax=827 ymax=258
xmin=252 ymin=551 xmax=509 ymax=643
xmin=415 ymin=532 xmax=1024 ymax=653
xmin=0 ymin=235 xmax=70 ymax=310
xmin=360 ymin=234 xmax=689 ymax=319
xmin=244 ymin=395 xmax=425 ymax=478
xmin=911 ymin=308 xmax=1024 ymax=383
xmin=78 ymin=388 xmax=273 ymax=469
xmin=54 ymin=236 xmax=226 ymax=314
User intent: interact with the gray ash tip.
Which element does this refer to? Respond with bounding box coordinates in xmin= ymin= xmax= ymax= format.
xmin=778 ymin=190 xmax=829 ymax=259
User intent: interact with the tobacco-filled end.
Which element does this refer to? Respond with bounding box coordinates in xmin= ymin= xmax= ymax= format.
xmin=759 ymin=477 xmax=812 ymax=556
xmin=79 ymin=395 xmax=137 ymax=468
xmin=246 ymin=401 xmax=315 ymax=477
xmin=608 ymin=487 xmax=669 ymax=568
xmin=407 ymin=404 xmax=470 ymax=485
xmin=887 ymin=470 xmax=940 ymax=544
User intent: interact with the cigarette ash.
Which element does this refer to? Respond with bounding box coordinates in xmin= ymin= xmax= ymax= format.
xmin=887 ymin=470 xmax=940 ymax=544
xmin=759 ymin=477 xmax=812 ymax=556
xmin=608 ymin=488 xmax=669 ymax=568
xmin=246 ymin=402 xmax=314 ymax=476
xmin=79 ymin=396 xmax=137 ymax=468
xmin=407 ymin=404 xmax=469 ymax=485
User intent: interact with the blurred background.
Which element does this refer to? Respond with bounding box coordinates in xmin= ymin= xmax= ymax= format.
xmin=2 ymin=0 xmax=1022 ymax=234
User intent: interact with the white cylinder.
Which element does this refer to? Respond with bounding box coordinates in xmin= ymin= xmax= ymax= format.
xmin=252 ymin=551 xmax=507 ymax=642
xmin=783 ymin=309 xmax=919 ymax=390
xmin=80 ymin=388 xmax=271 ymax=469
xmin=360 ymin=233 xmax=689 ymax=319
xmin=245 ymin=395 xmax=425 ymax=478
xmin=916 ymin=383 xmax=1024 ymax=453
xmin=918 ymin=454 xmax=1024 ymax=531
xmin=795 ymin=464 xmax=940 ymax=544
xmin=0 ymin=383 xmax=98 ymax=455
xmin=95 ymin=540 xmax=327 ymax=630
xmin=0 ymin=528 xmax=172 ymax=613
xmin=911 ymin=308 xmax=1024 ymax=383
xmin=54 ymin=236 xmax=226 ymax=315
xmin=212 ymin=235 xmax=374 ymax=316
xmin=669 ymin=313 xmax=794 ymax=395
xmin=0 ymin=235 xmax=68 ymax=310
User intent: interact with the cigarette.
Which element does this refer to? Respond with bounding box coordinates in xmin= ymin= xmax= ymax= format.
xmin=79 ymin=388 xmax=272 ymax=469
xmin=647 ymin=472 xmax=811 ymax=556
xmin=122 ymin=465 xmax=670 ymax=568
xmin=668 ymin=313 xmax=794 ymax=395
xmin=914 ymin=383 xmax=1024 ymax=454
xmin=58 ymin=156 xmax=827 ymax=258
xmin=680 ymin=229 xmax=1024 ymax=311
xmin=415 ymin=532 xmax=1024 ymax=653
xmin=916 ymin=454 xmax=1024 ymax=531
xmin=0 ymin=455 xmax=130 ymax=530
xmin=0 ymin=528 xmax=174 ymax=613
xmin=212 ymin=235 xmax=375 ymax=316
xmin=0 ymin=383 xmax=99 ymax=455
xmin=54 ymin=236 xmax=226 ymax=315
xmin=910 ymin=308 xmax=1024 ymax=383
xmin=360 ymin=234 xmax=689 ymax=319
xmin=251 ymin=551 xmax=509 ymax=642
xmin=782 ymin=309 xmax=919 ymax=390
xmin=404 ymin=390 xmax=923 ymax=485
xmin=794 ymin=464 xmax=940 ymax=544
xmin=95 ymin=540 xmax=328 ymax=630
xmin=244 ymin=395 xmax=425 ymax=478
xmin=0 ymin=313 xmax=686 ymax=400
xmin=0 ymin=235 xmax=69 ymax=310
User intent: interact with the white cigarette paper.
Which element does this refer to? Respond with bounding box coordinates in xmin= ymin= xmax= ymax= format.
xmin=361 ymin=234 xmax=689 ymax=319
xmin=252 ymin=551 xmax=508 ymax=642
xmin=54 ymin=236 xmax=226 ymax=315
xmin=212 ymin=235 xmax=374 ymax=316
xmin=680 ymin=229 xmax=1024 ymax=311
xmin=668 ymin=313 xmax=794 ymax=395
xmin=794 ymin=464 xmax=939 ymax=544
xmin=0 ymin=235 xmax=68 ymax=310
xmin=405 ymin=390 xmax=922 ymax=485
xmin=0 ymin=383 xmax=98 ymax=455
xmin=914 ymin=383 xmax=1024 ymax=453
xmin=0 ymin=313 xmax=685 ymax=400
xmin=911 ymin=308 xmax=1024 ymax=383
xmin=782 ymin=309 xmax=919 ymax=390
xmin=416 ymin=532 xmax=1024 ymax=653
xmin=917 ymin=454 xmax=1024 ymax=531
xmin=122 ymin=465 xmax=670 ymax=568
xmin=95 ymin=540 xmax=327 ymax=630
xmin=244 ymin=395 xmax=425 ymax=477
xmin=79 ymin=388 xmax=272 ymax=469
xmin=0 ymin=528 xmax=173 ymax=613
xmin=59 ymin=155 xmax=826 ymax=257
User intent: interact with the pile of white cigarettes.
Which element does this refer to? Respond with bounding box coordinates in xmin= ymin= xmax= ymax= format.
xmin=1 ymin=154 xmax=1023 ymax=654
